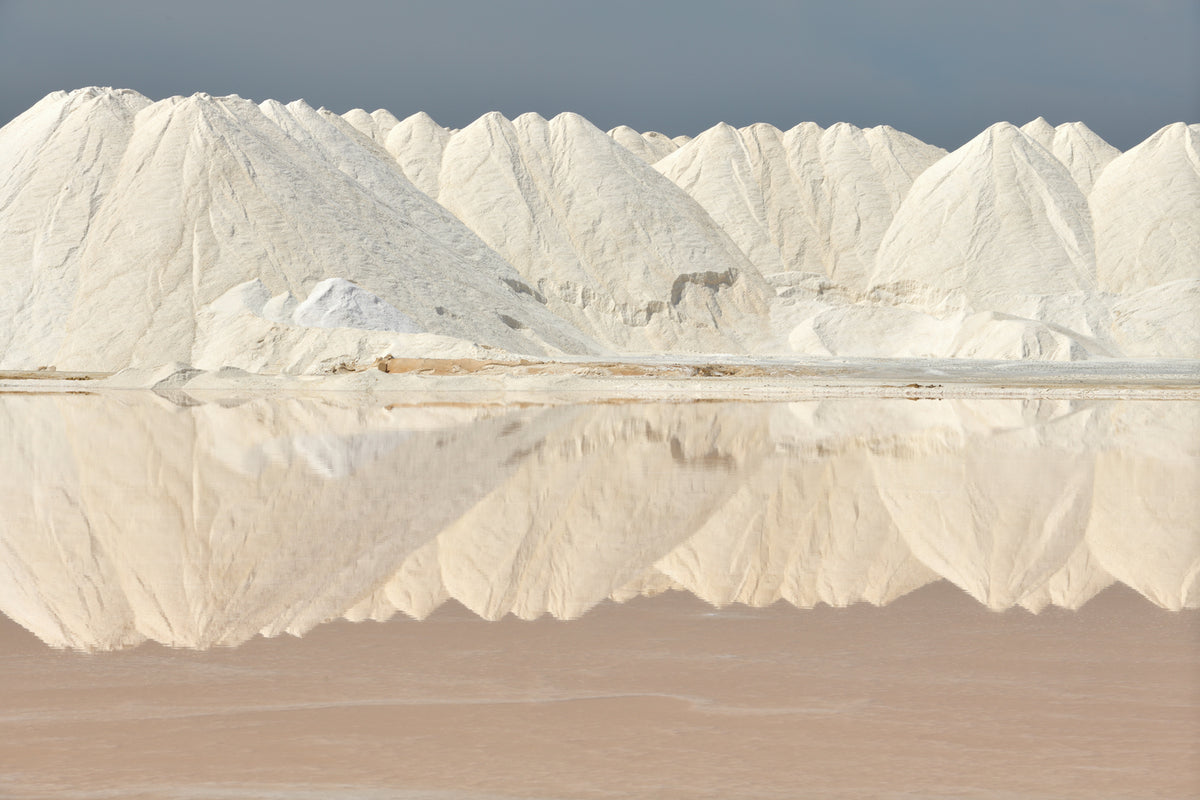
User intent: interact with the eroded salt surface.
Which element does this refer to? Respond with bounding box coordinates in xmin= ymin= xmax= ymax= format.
xmin=0 ymin=88 xmax=1196 ymax=373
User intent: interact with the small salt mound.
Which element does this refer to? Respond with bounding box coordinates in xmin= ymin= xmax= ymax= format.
xmin=949 ymin=311 xmax=1095 ymax=361
xmin=261 ymin=291 xmax=299 ymax=324
xmin=787 ymin=304 xmax=960 ymax=358
xmin=194 ymin=281 xmax=490 ymax=374
xmin=292 ymin=278 xmax=423 ymax=333
xmin=782 ymin=301 xmax=1101 ymax=361
xmin=606 ymin=125 xmax=680 ymax=164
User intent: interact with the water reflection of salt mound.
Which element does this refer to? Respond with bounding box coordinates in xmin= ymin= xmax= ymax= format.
xmin=0 ymin=396 xmax=1194 ymax=651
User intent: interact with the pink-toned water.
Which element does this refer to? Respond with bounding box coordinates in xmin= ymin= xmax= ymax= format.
xmin=2 ymin=583 xmax=1196 ymax=799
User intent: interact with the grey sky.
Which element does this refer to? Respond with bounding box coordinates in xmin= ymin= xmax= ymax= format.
xmin=0 ymin=0 xmax=1196 ymax=150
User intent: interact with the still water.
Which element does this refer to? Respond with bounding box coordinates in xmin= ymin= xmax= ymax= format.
xmin=0 ymin=394 xmax=1196 ymax=798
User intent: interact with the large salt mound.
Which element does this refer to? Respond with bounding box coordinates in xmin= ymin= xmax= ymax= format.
xmin=0 ymin=89 xmax=597 ymax=369
xmin=872 ymin=122 xmax=1097 ymax=307
xmin=431 ymin=111 xmax=773 ymax=352
xmin=657 ymin=121 xmax=945 ymax=291
xmin=1092 ymin=122 xmax=1200 ymax=294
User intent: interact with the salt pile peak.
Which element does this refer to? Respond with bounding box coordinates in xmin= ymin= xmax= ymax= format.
xmin=606 ymin=125 xmax=681 ymax=164
xmin=1018 ymin=117 xmax=1121 ymax=195
xmin=872 ymin=121 xmax=1096 ymax=305
xmin=341 ymin=106 xmax=403 ymax=147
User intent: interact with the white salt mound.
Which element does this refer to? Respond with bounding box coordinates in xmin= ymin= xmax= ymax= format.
xmin=1019 ymin=117 xmax=1120 ymax=195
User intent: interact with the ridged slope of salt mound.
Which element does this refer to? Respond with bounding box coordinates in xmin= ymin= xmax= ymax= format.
xmin=1092 ymin=123 xmax=1200 ymax=294
xmin=431 ymin=111 xmax=773 ymax=353
xmin=0 ymin=88 xmax=151 ymax=366
xmin=0 ymin=89 xmax=597 ymax=369
xmin=656 ymin=121 xmax=946 ymax=291
xmin=606 ymin=125 xmax=680 ymax=164
xmin=872 ymin=122 xmax=1097 ymax=306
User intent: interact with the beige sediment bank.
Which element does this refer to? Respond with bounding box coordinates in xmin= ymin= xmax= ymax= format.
xmin=1 ymin=356 xmax=1197 ymax=403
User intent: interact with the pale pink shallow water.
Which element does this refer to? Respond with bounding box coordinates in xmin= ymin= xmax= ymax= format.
xmin=1 ymin=582 xmax=1196 ymax=800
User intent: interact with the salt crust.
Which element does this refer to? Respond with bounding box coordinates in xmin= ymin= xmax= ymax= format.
xmin=0 ymin=88 xmax=1196 ymax=373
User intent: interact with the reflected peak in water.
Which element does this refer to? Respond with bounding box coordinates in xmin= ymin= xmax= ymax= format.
xmin=0 ymin=395 xmax=1195 ymax=651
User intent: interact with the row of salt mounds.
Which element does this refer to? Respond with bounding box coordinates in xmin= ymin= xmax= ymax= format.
xmin=643 ymin=118 xmax=1121 ymax=359
xmin=363 ymin=109 xmax=774 ymax=353
xmin=655 ymin=120 xmax=947 ymax=292
xmin=866 ymin=120 xmax=1200 ymax=359
xmin=1 ymin=89 xmax=1197 ymax=369
xmin=0 ymin=88 xmax=600 ymax=371
xmin=605 ymin=125 xmax=687 ymax=164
